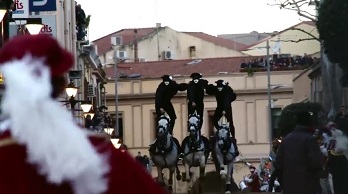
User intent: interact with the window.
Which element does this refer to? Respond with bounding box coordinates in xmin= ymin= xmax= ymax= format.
xmin=151 ymin=112 xmax=158 ymax=141
xmin=271 ymin=108 xmax=282 ymax=138
xmin=207 ymin=110 xmax=215 ymax=137
xmin=189 ymin=46 xmax=196 ymax=58
xmin=110 ymin=113 xmax=124 ymax=139
xmin=311 ymin=76 xmax=322 ymax=103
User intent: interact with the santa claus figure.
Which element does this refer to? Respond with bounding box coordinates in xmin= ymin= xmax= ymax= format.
xmin=326 ymin=118 xmax=348 ymax=194
xmin=0 ymin=34 xmax=166 ymax=194
xmin=244 ymin=166 xmax=261 ymax=192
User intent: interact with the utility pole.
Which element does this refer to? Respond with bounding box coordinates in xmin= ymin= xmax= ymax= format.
xmin=113 ymin=50 xmax=119 ymax=137
xmin=266 ymin=40 xmax=273 ymax=151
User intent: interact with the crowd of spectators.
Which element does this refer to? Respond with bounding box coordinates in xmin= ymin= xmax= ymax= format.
xmin=135 ymin=152 xmax=152 ymax=174
xmin=240 ymin=53 xmax=317 ymax=71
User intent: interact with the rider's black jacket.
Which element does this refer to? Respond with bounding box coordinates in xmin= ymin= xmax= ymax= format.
xmin=186 ymin=79 xmax=208 ymax=105
xmin=155 ymin=81 xmax=187 ymax=108
xmin=206 ymin=84 xmax=236 ymax=110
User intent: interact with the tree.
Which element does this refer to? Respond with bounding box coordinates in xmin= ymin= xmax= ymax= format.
xmin=317 ymin=0 xmax=348 ymax=86
xmin=278 ymin=102 xmax=326 ymax=137
xmin=269 ymin=0 xmax=343 ymax=120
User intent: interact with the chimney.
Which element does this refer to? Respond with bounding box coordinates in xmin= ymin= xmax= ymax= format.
xmin=134 ymin=29 xmax=139 ymax=62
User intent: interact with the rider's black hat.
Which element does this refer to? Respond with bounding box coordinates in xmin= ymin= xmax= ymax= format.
xmin=215 ymin=80 xmax=227 ymax=87
xmin=190 ymin=72 xmax=202 ymax=79
xmin=161 ymin=75 xmax=172 ymax=81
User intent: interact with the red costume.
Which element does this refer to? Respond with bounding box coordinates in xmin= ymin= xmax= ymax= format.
xmin=245 ymin=166 xmax=261 ymax=192
xmin=0 ymin=35 xmax=166 ymax=194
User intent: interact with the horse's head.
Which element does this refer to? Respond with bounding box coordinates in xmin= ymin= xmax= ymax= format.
xmin=188 ymin=113 xmax=200 ymax=134
xmin=157 ymin=115 xmax=170 ymax=137
xmin=216 ymin=123 xmax=231 ymax=148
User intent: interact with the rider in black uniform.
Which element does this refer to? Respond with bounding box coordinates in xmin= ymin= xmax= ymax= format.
xmin=206 ymin=80 xmax=239 ymax=156
xmin=150 ymin=75 xmax=187 ymax=157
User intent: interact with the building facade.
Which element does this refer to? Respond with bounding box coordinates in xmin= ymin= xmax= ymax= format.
xmin=93 ymin=25 xmax=247 ymax=65
xmin=103 ymin=57 xmax=301 ymax=157
xmin=218 ymin=31 xmax=272 ymax=46
xmin=242 ymin=21 xmax=320 ymax=57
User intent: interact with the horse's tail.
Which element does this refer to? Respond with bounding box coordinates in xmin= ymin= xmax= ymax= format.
xmin=175 ymin=164 xmax=181 ymax=181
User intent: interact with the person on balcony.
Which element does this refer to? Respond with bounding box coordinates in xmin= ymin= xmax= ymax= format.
xmin=75 ymin=3 xmax=87 ymax=41
xmin=0 ymin=34 xmax=166 ymax=194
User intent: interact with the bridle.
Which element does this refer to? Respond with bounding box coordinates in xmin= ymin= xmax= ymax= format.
xmin=188 ymin=114 xmax=201 ymax=150
xmin=156 ymin=116 xmax=171 ymax=152
xmin=216 ymin=125 xmax=231 ymax=153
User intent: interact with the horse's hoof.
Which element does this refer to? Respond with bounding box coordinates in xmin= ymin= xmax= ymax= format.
xmin=176 ymin=174 xmax=182 ymax=181
xmin=220 ymin=170 xmax=227 ymax=180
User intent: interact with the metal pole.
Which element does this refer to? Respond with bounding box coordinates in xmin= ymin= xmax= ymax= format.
xmin=266 ymin=40 xmax=273 ymax=151
xmin=113 ymin=50 xmax=119 ymax=137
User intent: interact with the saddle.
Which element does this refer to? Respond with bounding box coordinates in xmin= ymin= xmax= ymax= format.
xmin=149 ymin=136 xmax=180 ymax=155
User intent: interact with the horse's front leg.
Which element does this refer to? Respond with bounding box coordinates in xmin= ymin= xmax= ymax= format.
xmin=168 ymin=168 xmax=175 ymax=193
xmin=215 ymin=149 xmax=226 ymax=179
xmin=199 ymin=153 xmax=206 ymax=179
xmin=184 ymin=158 xmax=191 ymax=182
xmin=157 ymin=166 xmax=164 ymax=185
xmin=224 ymin=160 xmax=234 ymax=194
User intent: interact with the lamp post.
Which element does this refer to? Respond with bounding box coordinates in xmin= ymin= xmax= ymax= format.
xmin=244 ymin=40 xmax=285 ymax=151
xmin=0 ymin=1 xmax=44 ymax=43
xmin=110 ymin=57 xmax=135 ymax=135
xmin=61 ymin=81 xmax=93 ymax=117
xmin=113 ymin=50 xmax=119 ymax=138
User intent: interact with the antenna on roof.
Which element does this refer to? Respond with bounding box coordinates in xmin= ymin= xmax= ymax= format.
xmin=186 ymin=59 xmax=202 ymax=65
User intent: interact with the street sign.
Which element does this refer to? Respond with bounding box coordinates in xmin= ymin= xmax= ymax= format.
xmin=12 ymin=0 xmax=29 ymax=18
xmin=29 ymin=0 xmax=57 ymax=12
xmin=28 ymin=15 xmax=57 ymax=37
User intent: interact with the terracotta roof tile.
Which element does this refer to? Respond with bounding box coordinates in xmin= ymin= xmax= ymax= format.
xmin=183 ymin=32 xmax=247 ymax=51
xmin=92 ymin=28 xmax=156 ymax=54
xmin=104 ymin=56 xmax=264 ymax=79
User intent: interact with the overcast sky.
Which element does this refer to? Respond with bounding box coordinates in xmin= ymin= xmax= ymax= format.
xmin=76 ymin=0 xmax=316 ymax=41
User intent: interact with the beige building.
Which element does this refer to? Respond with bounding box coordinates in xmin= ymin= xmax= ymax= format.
xmin=93 ymin=25 xmax=247 ymax=65
xmin=103 ymin=56 xmax=302 ymax=191
xmin=104 ymin=57 xmax=300 ymax=157
xmin=242 ymin=21 xmax=320 ymax=56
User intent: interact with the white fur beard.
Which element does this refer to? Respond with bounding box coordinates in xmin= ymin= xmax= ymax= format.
xmin=0 ymin=56 xmax=109 ymax=194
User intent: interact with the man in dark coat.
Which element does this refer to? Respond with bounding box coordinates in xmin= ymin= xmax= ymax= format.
xmin=186 ymin=73 xmax=208 ymax=130
xmin=206 ymin=80 xmax=239 ymax=156
xmin=276 ymin=111 xmax=323 ymax=194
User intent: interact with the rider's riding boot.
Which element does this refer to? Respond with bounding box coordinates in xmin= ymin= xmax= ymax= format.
xmin=172 ymin=137 xmax=183 ymax=159
xmin=149 ymin=139 xmax=157 ymax=146
xmin=232 ymin=137 xmax=240 ymax=156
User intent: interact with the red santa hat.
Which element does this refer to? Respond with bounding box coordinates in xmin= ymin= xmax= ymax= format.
xmin=0 ymin=35 xmax=108 ymax=194
xmin=0 ymin=34 xmax=73 ymax=77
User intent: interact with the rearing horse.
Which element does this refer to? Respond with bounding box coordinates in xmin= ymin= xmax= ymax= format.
xmin=149 ymin=115 xmax=181 ymax=192
xmin=212 ymin=116 xmax=236 ymax=194
xmin=181 ymin=112 xmax=210 ymax=192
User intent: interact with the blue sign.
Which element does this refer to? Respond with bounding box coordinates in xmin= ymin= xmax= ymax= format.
xmin=29 ymin=0 xmax=56 ymax=12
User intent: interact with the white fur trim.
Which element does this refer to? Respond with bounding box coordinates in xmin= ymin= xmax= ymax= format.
xmin=332 ymin=128 xmax=348 ymax=160
xmin=0 ymin=55 xmax=109 ymax=194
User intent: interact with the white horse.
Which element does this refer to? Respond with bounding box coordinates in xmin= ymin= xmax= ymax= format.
xmin=212 ymin=117 xmax=236 ymax=194
xmin=181 ymin=112 xmax=210 ymax=192
xmin=149 ymin=115 xmax=181 ymax=192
